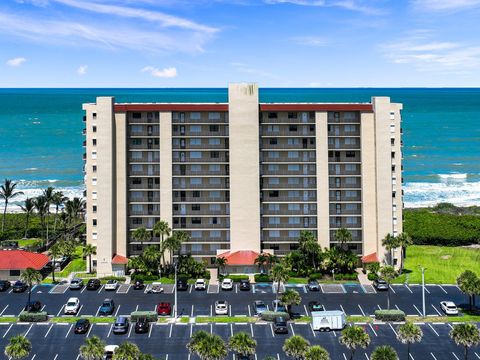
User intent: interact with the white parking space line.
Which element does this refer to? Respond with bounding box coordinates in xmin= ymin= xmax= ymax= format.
xmin=107 ymin=324 xmax=113 ymax=338
xmin=57 ymin=305 xmax=65 ymax=317
xmin=405 ymin=285 xmax=413 ymax=294
xmin=44 ymin=324 xmax=54 ymax=338
xmin=148 ymin=323 xmax=153 ymax=338
xmin=87 ymin=324 xmax=94 ymax=337
xmin=81 ymin=286 xmax=86 ymax=294
xmin=235 ymin=284 xmax=238 ymax=294
xmin=189 ymin=284 xmax=193 ymax=294
xmin=191 ymin=305 xmax=194 ymax=318
xmin=65 ymin=324 xmax=73 ymax=338
xmin=339 ymin=305 xmax=345 ymax=314
xmin=95 ymin=306 xmax=101 ymax=317
xmin=364 ymin=354 xmax=370 ymax=360
xmin=0 ymin=305 xmax=9 ymax=316
xmin=389 ymin=285 xmax=396 ymax=294
xmin=53 ymin=354 xmax=58 ymax=360
xmin=304 ymin=305 xmax=309 ymax=316
xmin=98 ymin=285 xmax=104 ymax=294
xmin=309 ymin=324 xmax=316 ymax=337
xmin=277 ymin=354 xmax=280 ymax=360
xmin=269 ymin=323 xmax=275 ymax=337
xmin=388 ymin=323 xmax=398 ymax=337
xmin=127 ymin=323 xmax=133 ymax=338
xmin=452 ymin=352 xmax=460 ymax=360
xmin=413 ymin=305 xmax=423 ymax=316
xmin=250 ymin=324 xmax=254 ymax=337
xmin=332 ymin=330 xmax=337 ymax=337
xmin=229 ymin=305 xmax=232 ymax=317
xmin=114 ymin=305 xmax=121 ymax=317
xmin=30 ymin=354 xmax=36 ymax=360
xmin=474 ymin=352 xmax=480 ymax=359
xmin=428 ymin=323 xmax=439 ymax=337
xmin=438 ymin=285 xmax=448 ymax=294
xmin=377 ymin=305 xmax=382 ymax=310
xmin=431 ymin=305 xmax=442 ymax=316
xmin=368 ymin=323 xmax=377 ymax=337
xmin=424 ymin=287 xmax=431 ymax=294
xmin=210 ymin=323 xmax=213 ymax=334
xmin=3 ymin=324 xmax=13 ymax=338
xmin=448 ymin=323 xmax=454 ymax=330
xmin=431 ymin=353 xmax=438 ymax=360
xmin=230 ymin=324 xmax=233 ymax=337
xmin=410 ymin=354 xmax=415 ymax=360
xmin=248 ymin=305 xmax=252 ymax=317
xmin=289 ymin=324 xmax=295 ymax=336
xmin=343 ymin=353 xmax=348 ymax=360
xmin=395 ymin=305 xmax=401 ymax=311
xmin=77 ymin=305 xmax=83 ymax=316
xmin=358 ymin=305 xmax=366 ymax=316
xmin=40 ymin=305 xmax=46 ymax=312
xmin=169 ymin=324 xmax=173 ymax=338
xmin=24 ymin=324 xmax=33 ymax=337
xmin=75 ymin=355 xmax=80 ymax=360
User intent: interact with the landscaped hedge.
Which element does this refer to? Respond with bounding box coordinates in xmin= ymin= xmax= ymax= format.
xmin=19 ymin=311 xmax=48 ymax=322
xmin=130 ymin=311 xmax=158 ymax=322
xmin=335 ymin=273 xmax=358 ymax=281
xmin=254 ymin=274 xmax=271 ymax=282
xmin=308 ymin=273 xmax=322 ymax=281
xmin=374 ymin=310 xmax=405 ymax=322
xmin=368 ymin=273 xmax=378 ymax=281
xmin=131 ymin=273 xmax=160 ymax=282
xmin=260 ymin=311 xmax=290 ymax=321
xmin=224 ymin=275 xmax=249 ymax=282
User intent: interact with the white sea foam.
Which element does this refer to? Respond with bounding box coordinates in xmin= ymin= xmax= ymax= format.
xmin=438 ymin=173 xmax=467 ymax=181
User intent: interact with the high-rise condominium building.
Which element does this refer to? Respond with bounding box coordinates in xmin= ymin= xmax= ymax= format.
xmin=83 ymin=83 xmax=403 ymax=276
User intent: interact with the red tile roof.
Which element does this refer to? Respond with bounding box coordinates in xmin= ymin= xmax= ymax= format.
xmin=217 ymin=250 xmax=260 ymax=265
xmin=361 ymin=252 xmax=379 ymax=263
xmin=112 ymin=254 xmax=129 ymax=265
xmin=0 ymin=250 xmax=49 ymax=270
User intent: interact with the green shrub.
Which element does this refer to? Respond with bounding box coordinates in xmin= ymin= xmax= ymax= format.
xmin=254 ymin=274 xmax=271 ymax=282
xmin=19 ymin=311 xmax=48 ymax=322
xmin=260 ymin=311 xmax=290 ymax=322
xmin=131 ymin=273 xmax=160 ymax=282
xmin=227 ymin=275 xmax=249 ymax=282
xmin=336 ymin=273 xmax=358 ymax=281
xmin=308 ymin=273 xmax=322 ymax=281
xmin=368 ymin=273 xmax=378 ymax=281
xmin=374 ymin=310 xmax=405 ymax=322
xmin=130 ymin=311 xmax=158 ymax=322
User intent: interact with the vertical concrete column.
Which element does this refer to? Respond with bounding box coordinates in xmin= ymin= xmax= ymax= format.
xmin=228 ymin=83 xmax=261 ymax=252
xmin=159 ymin=112 xmax=173 ymax=236
xmin=315 ymin=112 xmax=330 ymax=249
xmin=115 ymin=112 xmax=127 ymax=258
xmin=360 ymin=112 xmax=378 ymax=258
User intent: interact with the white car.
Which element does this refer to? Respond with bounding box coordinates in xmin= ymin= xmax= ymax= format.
xmin=103 ymin=345 xmax=119 ymax=360
xmin=64 ymin=297 xmax=80 ymax=315
xmin=440 ymin=301 xmax=459 ymax=315
xmin=195 ymin=279 xmax=206 ymax=291
xmin=215 ymin=300 xmax=229 ymax=315
xmin=69 ymin=278 xmax=83 ymax=290
xmin=146 ymin=282 xmax=164 ymax=294
xmin=104 ymin=280 xmax=119 ymax=291
xmin=221 ymin=278 xmax=233 ymax=291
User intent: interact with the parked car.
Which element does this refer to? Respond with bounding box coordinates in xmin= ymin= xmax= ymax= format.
xmin=104 ymin=280 xmax=119 ymax=291
xmin=99 ymin=299 xmax=115 ymax=316
xmin=133 ymin=280 xmax=144 ymax=290
xmin=74 ymin=319 xmax=91 ymax=334
xmin=0 ymin=280 xmax=11 ymax=292
xmin=373 ymin=279 xmax=389 ymax=291
xmin=24 ymin=300 xmax=41 ymax=312
xmin=195 ymin=279 xmax=206 ymax=291
xmin=12 ymin=281 xmax=27 ymax=293
xmin=103 ymin=345 xmax=119 ymax=360
xmin=221 ymin=278 xmax=233 ymax=291
xmin=64 ymin=297 xmax=80 ymax=315
xmin=307 ymin=280 xmax=320 ymax=291
xmin=308 ymin=301 xmax=325 ymax=312
xmin=146 ymin=282 xmax=164 ymax=294
xmin=177 ymin=278 xmax=189 ymax=291
xmin=239 ymin=279 xmax=251 ymax=291
xmin=135 ymin=317 xmax=150 ymax=334
xmin=156 ymin=302 xmax=172 ymax=316
xmin=440 ymin=301 xmax=459 ymax=315
xmin=69 ymin=278 xmax=84 ymax=290
xmin=86 ymin=278 xmax=101 ymax=291
xmin=253 ymin=300 xmax=267 ymax=316
xmin=113 ymin=316 xmax=129 ymax=334
xmin=273 ymin=316 xmax=288 ymax=334
xmin=215 ymin=300 xmax=229 ymax=315
xmin=272 ymin=300 xmax=286 ymax=313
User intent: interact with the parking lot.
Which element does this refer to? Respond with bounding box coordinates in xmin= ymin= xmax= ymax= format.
xmin=0 ymin=321 xmax=478 ymax=359
xmin=0 ymin=283 xmax=469 ymax=319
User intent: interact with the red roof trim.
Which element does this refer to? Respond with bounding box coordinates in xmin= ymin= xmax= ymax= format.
xmin=217 ymin=250 xmax=261 ymax=265
xmin=260 ymin=104 xmax=373 ymax=112
xmin=114 ymin=104 xmax=228 ymax=112
xmin=0 ymin=250 xmax=49 ymax=270
xmin=361 ymin=252 xmax=379 ymax=263
xmin=112 ymin=254 xmax=129 ymax=265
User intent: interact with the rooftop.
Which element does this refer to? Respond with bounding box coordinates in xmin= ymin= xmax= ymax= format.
xmin=0 ymin=250 xmax=49 ymax=270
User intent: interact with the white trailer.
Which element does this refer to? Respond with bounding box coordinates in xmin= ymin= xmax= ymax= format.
xmin=311 ymin=310 xmax=346 ymax=331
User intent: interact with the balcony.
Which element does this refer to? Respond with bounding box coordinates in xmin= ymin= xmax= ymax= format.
xmin=329 ymin=177 xmax=361 ymax=189
xmin=83 ymin=115 xmax=86 ymax=122
xmin=328 ymin=151 xmax=361 ymax=163
xmin=173 ymin=139 xmax=228 ymax=150
xmin=262 ymin=190 xmax=317 ymax=202
xmin=328 ymin=138 xmax=360 ymax=150
xmin=328 ymin=125 xmax=360 ymax=137
xmin=129 ymin=143 xmax=160 ymax=150
xmin=172 ymin=112 xmax=228 ymax=124
xmin=329 ymin=190 xmax=362 ymax=202
xmin=329 ymin=203 xmax=361 ymax=215
xmin=173 ymin=125 xmax=229 ymax=137
xmin=128 ymin=153 xmax=160 ymax=163
xmin=261 ymin=125 xmax=315 ymax=137
xmin=129 ymin=165 xmax=161 ymax=177
xmin=329 ymin=216 xmax=362 ymax=228
xmin=129 ymin=193 xmax=160 ymax=203
xmin=173 ymin=207 xmax=230 ymax=216
xmin=261 ymin=164 xmax=316 ymax=177
xmin=173 ymin=178 xmax=229 ymax=190
xmin=327 ymin=112 xmax=360 ymax=124
xmin=262 ymin=204 xmax=317 ymax=216
xmin=328 ymin=164 xmax=361 ymax=176
xmin=173 ymin=191 xmax=229 ymax=203
xmin=329 ymin=230 xmax=362 ymax=242
xmin=261 ymin=138 xmax=315 ymax=150
xmin=262 ymin=220 xmax=317 ymax=229
xmin=261 ymin=112 xmax=315 ymax=124
xmin=261 ymin=177 xmax=316 ymax=189
xmin=129 ymin=181 xmax=160 ymax=190
xmin=173 ymin=164 xmax=228 ymax=177
xmin=173 ymin=152 xmax=228 ymax=163
xmin=262 ymin=151 xmax=316 ymax=163
xmin=173 ymin=219 xmax=230 ymax=229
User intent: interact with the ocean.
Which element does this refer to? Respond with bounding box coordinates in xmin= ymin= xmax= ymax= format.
xmin=1 ymin=88 xmax=479 ymax=211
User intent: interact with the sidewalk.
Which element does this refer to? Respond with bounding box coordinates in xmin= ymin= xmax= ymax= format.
xmin=356 ymin=268 xmax=372 ymax=285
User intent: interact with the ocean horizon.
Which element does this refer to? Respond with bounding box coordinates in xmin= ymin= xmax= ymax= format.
xmin=1 ymin=87 xmax=479 ymax=211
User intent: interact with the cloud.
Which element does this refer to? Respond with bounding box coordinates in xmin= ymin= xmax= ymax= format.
xmin=141 ymin=66 xmax=177 ymax=78
xmin=264 ymin=0 xmax=386 ymax=15
xmin=412 ymin=0 xmax=480 ymax=11
xmin=77 ymin=65 xmax=87 ymax=75
xmin=291 ymin=36 xmax=328 ymax=47
xmin=6 ymin=57 xmax=27 ymax=66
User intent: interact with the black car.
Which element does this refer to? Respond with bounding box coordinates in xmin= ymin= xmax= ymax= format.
xmin=0 ymin=280 xmax=11 ymax=292
xmin=239 ymin=279 xmax=251 ymax=291
xmin=177 ymin=278 xmax=188 ymax=291
xmin=273 ymin=316 xmax=288 ymax=334
xmin=373 ymin=279 xmax=389 ymax=291
xmin=12 ymin=281 xmax=27 ymax=293
xmin=86 ymin=278 xmax=101 ymax=291
xmin=133 ymin=280 xmax=144 ymax=290
xmin=134 ymin=317 xmax=150 ymax=334
xmin=74 ymin=319 xmax=91 ymax=334
xmin=25 ymin=300 xmax=42 ymax=312
xmin=99 ymin=299 xmax=115 ymax=316
xmin=308 ymin=301 xmax=325 ymax=312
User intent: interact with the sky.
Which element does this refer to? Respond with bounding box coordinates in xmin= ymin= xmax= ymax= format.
xmin=1 ymin=0 xmax=480 ymax=87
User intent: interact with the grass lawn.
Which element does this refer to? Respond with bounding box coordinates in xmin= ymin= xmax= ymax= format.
xmin=54 ymin=246 xmax=86 ymax=278
xmin=393 ymin=245 xmax=480 ymax=284
xmin=17 ymin=238 xmax=43 ymax=247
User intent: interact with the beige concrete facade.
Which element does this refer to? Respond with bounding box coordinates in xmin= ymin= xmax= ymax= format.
xmin=83 ymin=85 xmax=403 ymax=274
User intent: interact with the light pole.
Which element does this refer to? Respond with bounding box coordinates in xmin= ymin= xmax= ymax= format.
xmin=174 ymin=261 xmax=178 ymax=319
xmin=420 ymin=266 xmax=426 ymax=318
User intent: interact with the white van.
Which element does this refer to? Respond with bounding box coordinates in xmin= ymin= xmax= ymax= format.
xmin=311 ymin=310 xmax=346 ymax=331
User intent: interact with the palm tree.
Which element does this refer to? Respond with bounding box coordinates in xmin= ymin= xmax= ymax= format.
xmin=339 ymin=325 xmax=371 ymax=360
xmin=298 ymin=231 xmax=321 ymax=270
xmin=83 ymin=244 xmax=96 ymax=273
xmin=52 ymin=191 xmax=67 ymax=232
xmin=265 ymin=253 xmax=279 ymax=271
xmin=65 ymin=197 xmax=85 ymax=225
xmin=215 ymin=256 xmax=228 ymax=276
xmin=282 ymin=335 xmax=310 ymax=360
xmin=334 ymin=228 xmax=352 ymax=251
xmin=395 ymin=233 xmax=412 ymax=273
xmin=132 ymin=227 xmax=151 ymax=247
xmin=164 ymin=230 xmax=188 ymax=264
xmin=449 ymin=323 xmax=480 ymax=360
xmin=20 ymin=267 xmax=42 ymax=307
xmin=271 ymin=263 xmax=290 ymax=311
xmin=33 ymin=196 xmax=48 ymax=240
xmin=381 ymin=233 xmax=399 ymax=267
xmin=371 ymin=345 xmax=399 ymax=360
xmin=187 ymin=331 xmax=227 ymax=360
xmin=4 ymin=335 xmax=31 ymax=359
xmin=42 ymin=187 xmax=55 ymax=241
xmin=254 ymin=253 xmax=268 ymax=274
xmin=1 ymin=179 xmax=24 ymax=233
xmin=153 ymin=220 xmax=171 ymax=264
xmin=457 ymin=270 xmax=480 ymax=311
xmin=79 ymin=336 xmax=106 ymax=360
xmin=397 ymin=322 xmax=423 ymax=360
xmin=228 ymin=332 xmax=256 ymax=357
xmin=49 ymin=242 xmax=62 ymax=283
xmin=281 ymin=289 xmax=302 ymax=314
xmin=142 ymin=245 xmax=161 ymax=274
xmin=20 ymin=198 xmax=35 ymax=239
xmin=305 ymin=345 xmax=330 ymax=360
xmin=112 ymin=342 xmax=141 ymax=360
xmin=379 ymin=265 xmax=397 ymax=310
xmin=187 ymin=330 xmax=210 ymax=355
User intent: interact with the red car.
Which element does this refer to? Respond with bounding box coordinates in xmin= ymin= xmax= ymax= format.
xmin=156 ymin=302 xmax=172 ymax=316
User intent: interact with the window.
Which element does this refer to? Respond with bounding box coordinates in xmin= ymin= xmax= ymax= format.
xmin=92 ymin=232 xmax=97 ymax=240
xmin=209 ymin=178 xmax=221 ymax=185
xmin=269 ymin=230 xmax=280 ymax=238
xmin=190 ymin=125 xmax=201 ymax=133
xmin=208 ymin=112 xmax=220 ymax=120
xmin=92 ymin=165 xmax=97 ymax=173
xmin=345 ymin=138 xmax=357 ymax=145
xmin=131 ymin=125 xmax=142 ymax=134
xmin=289 ymin=125 xmax=297 ymax=132
xmin=288 ymin=178 xmax=299 ymax=185
xmin=92 ymin=191 xmax=97 ymax=200
xmin=132 ymin=152 xmax=142 ymax=160
xmin=92 ymin=178 xmax=97 ymax=186
xmin=210 ymin=230 xmax=221 ymax=238
xmin=192 ymin=204 xmax=201 ymax=211
xmin=91 ymin=151 xmax=97 ymax=160
xmin=345 ymin=177 xmax=357 ymax=185
xmin=269 ymin=138 xmax=278 ymax=145
xmin=92 ymin=113 xmax=97 ymax=120
xmin=267 ymin=125 xmax=279 ymax=132
xmin=209 ymin=125 xmax=219 ymax=132
xmin=346 ymin=217 xmax=358 ymax=225
xmin=391 ymin=152 xmax=395 ymax=159
xmin=92 ymin=125 xmax=97 ymax=133
xmin=190 ymin=152 xmax=202 ymax=159
xmin=210 ymin=151 xmax=220 ymax=159
xmin=345 ymin=125 xmax=356 ymax=133
xmin=209 ymin=204 xmax=221 ymax=211
xmin=346 ymin=151 xmax=355 ymax=158
xmin=210 ymin=191 xmax=221 ymax=199
xmin=268 ymin=151 xmax=279 ymax=159
xmin=269 ymin=217 xmax=280 ymax=225
xmin=269 ymin=178 xmax=280 ymax=185
xmin=192 ymin=191 xmax=200 ymax=198
xmin=92 ymin=219 xmax=97 ymax=226
xmin=288 ymin=217 xmax=300 ymax=225
xmin=288 ymin=112 xmax=297 ymax=119
xmin=268 ymin=164 xmax=279 ymax=171
xmin=190 ymin=138 xmax=201 ymax=146
xmin=288 ymin=151 xmax=298 ymax=159
xmin=132 ymin=139 xmax=142 ymax=146
xmin=191 ymin=165 xmax=201 ymax=172
xmin=192 ymin=218 xmax=202 ymax=224
xmin=210 ymin=217 xmax=218 ymax=225
xmin=92 ymin=205 xmax=97 ymax=213
xmin=9 ymin=270 xmax=20 ymax=276
xmin=269 ymin=191 xmax=279 ymax=198
xmin=287 ymin=138 xmax=300 ymax=145
xmin=132 ymin=112 xmax=142 ymax=119
xmin=391 ymin=138 xmax=395 ymax=145
xmin=190 ymin=178 xmax=202 ymax=185
xmin=289 ymin=230 xmax=300 ymax=238
xmin=190 ymin=112 xmax=201 ymax=120
xmin=268 ymin=203 xmax=280 ymax=211
xmin=191 ymin=231 xmax=202 ymax=238
xmin=288 ymin=164 xmax=300 ymax=171
xmin=209 ymin=164 xmax=220 ymax=172
xmin=132 ymin=218 xmax=142 ymax=225
xmin=92 ymin=139 xmax=97 ymax=146
xmin=345 ymin=164 xmax=357 ymax=172
xmin=268 ymin=112 xmax=278 ymax=119
xmin=334 ymin=112 xmax=340 ymax=119
xmin=288 ymin=203 xmax=300 ymax=211
xmin=288 ymin=190 xmax=300 ymax=198
xmin=209 ymin=138 xmax=220 ymax=146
